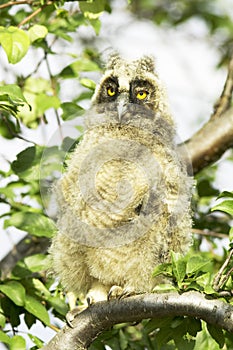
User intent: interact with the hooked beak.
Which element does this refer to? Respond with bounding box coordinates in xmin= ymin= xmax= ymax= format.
xmin=117 ymin=93 xmax=128 ymax=122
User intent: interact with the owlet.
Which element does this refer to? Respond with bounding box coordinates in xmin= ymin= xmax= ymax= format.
xmin=49 ymin=54 xmax=193 ymax=303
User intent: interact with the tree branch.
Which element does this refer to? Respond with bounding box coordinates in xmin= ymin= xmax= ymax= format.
xmin=184 ymin=107 xmax=233 ymax=174
xmin=0 ymin=236 xmax=49 ymax=279
xmin=42 ymin=291 xmax=233 ymax=350
xmin=184 ymin=54 xmax=233 ymax=174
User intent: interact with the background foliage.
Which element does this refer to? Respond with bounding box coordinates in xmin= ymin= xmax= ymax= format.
xmin=0 ymin=0 xmax=233 ymax=349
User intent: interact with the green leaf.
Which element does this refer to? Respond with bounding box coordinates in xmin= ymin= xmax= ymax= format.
xmin=88 ymin=18 xmax=102 ymax=35
xmin=186 ymin=255 xmax=211 ymax=275
xmin=4 ymin=212 xmax=56 ymax=238
xmin=47 ymin=295 xmax=69 ymax=316
xmin=171 ymin=252 xmax=186 ymax=286
xmin=211 ymin=200 xmax=233 ymax=216
xmin=17 ymin=77 xmax=59 ymax=127
xmin=24 ymin=295 xmax=50 ymax=326
xmin=28 ymin=24 xmax=48 ymax=43
xmin=152 ymin=262 xmax=172 ymax=278
xmin=186 ymin=317 xmax=202 ymax=337
xmin=217 ymin=191 xmax=233 ymax=199
xmin=0 ymin=313 xmax=6 ymax=328
xmin=24 ymin=255 xmax=51 ymax=274
xmin=144 ymin=317 xmax=174 ymax=334
xmin=10 ymin=335 xmax=26 ymax=350
xmin=12 ymin=145 xmax=50 ymax=181
xmin=24 ymin=311 xmax=37 ymax=329
xmin=0 ymin=26 xmax=30 ymax=64
xmin=36 ymin=93 xmax=60 ymax=115
xmin=28 ymin=333 xmax=44 ymax=348
xmin=12 ymin=146 xmax=36 ymax=174
xmin=207 ymin=324 xmax=225 ymax=348
xmin=0 ymin=330 xmax=10 ymax=344
xmin=194 ymin=322 xmax=219 ymax=350
xmin=229 ymin=227 xmax=233 ymax=244
xmin=0 ymin=281 xmax=26 ymax=306
xmin=0 ymin=84 xmax=29 ymax=106
xmin=196 ymin=272 xmax=215 ymax=294
xmin=119 ymin=329 xmax=128 ymax=350
xmin=61 ymin=102 xmax=85 ymax=120
xmin=71 ymin=58 xmax=100 ymax=73
xmin=80 ymin=0 xmax=108 ymax=19
xmin=152 ymin=283 xmax=177 ymax=292
xmin=80 ymin=78 xmax=96 ymax=90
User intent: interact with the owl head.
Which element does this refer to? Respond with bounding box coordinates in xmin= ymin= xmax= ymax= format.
xmin=91 ymin=53 xmax=172 ymax=125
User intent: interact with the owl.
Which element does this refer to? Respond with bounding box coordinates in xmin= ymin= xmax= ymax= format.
xmin=49 ymin=54 xmax=193 ymax=305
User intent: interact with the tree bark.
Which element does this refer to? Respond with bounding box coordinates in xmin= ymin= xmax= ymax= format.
xmin=184 ymin=107 xmax=233 ymax=175
xmin=41 ymin=291 xmax=233 ymax=350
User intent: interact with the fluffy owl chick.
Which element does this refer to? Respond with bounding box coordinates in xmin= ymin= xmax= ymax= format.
xmin=49 ymin=54 xmax=193 ymax=304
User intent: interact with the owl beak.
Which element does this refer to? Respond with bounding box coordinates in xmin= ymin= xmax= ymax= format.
xmin=117 ymin=93 xmax=128 ymax=122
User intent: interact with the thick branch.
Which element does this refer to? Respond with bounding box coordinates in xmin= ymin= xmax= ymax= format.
xmin=42 ymin=291 xmax=233 ymax=350
xmin=184 ymin=107 xmax=233 ymax=174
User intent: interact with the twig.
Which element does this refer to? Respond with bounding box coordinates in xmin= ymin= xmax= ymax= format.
xmin=2 ymin=115 xmax=37 ymax=145
xmin=0 ymin=0 xmax=33 ymax=10
xmin=213 ymin=248 xmax=233 ymax=292
xmin=212 ymin=55 xmax=233 ymax=120
xmin=17 ymin=0 xmax=53 ymax=27
xmin=44 ymin=54 xmax=63 ymax=139
xmin=192 ymin=228 xmax=228 ymax=239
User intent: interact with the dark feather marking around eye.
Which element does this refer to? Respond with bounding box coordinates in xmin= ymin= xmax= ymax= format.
xmin=129 ymin=79 xmax=155 ymax=104
xmin=96 ymin=76 xmax=119 ymax=104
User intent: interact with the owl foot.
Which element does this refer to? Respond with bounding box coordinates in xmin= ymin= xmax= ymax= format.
xmin=66 ymin=304 xmax=86 ymax=327
xmin=108 ymin=285 xmax=134 ymax=300
xmin=66 ymin=296 xmax=94 ymax=327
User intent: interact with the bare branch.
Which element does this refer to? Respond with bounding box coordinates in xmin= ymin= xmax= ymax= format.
xmin=0 ymin=1 xmax=33 ymax=10
xmin=213 ymin=248 xmax=233 ymax=292
xmin=41 ymin=291 xmax=233 ymax=350
xmin=17 ymin=1 xmax=53 ymax=27
xmin=183 ymin=55 xmax=233 ymax=174
xmin=0 ymin=236 xmax=50 ymax=279
xmin=184 ymin=107 xmax=233 ymax=174
xmin=212 ymin=55 xmax=233 ymax=120
xmin=192 ymin=228 xmax=229 ymax=239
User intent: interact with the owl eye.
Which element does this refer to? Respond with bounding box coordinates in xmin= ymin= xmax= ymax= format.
xmin=136 ymin=91 xmax=148 ymax=100
xmin=107 ymin=87 xmax=116 ymax=97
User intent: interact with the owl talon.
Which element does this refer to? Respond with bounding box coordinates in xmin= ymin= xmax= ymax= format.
xmin=66 ymin=308 xmax=79 ymax=328
xmin=108 ymin=285 xmax=134 ymax=300
xmin=66 ymin=297 xmax=93 ymax=327
xmin=119 ymin=286 xmax=135 ymax=299
xmin=108 ymin=285 xmax=123 ymax=300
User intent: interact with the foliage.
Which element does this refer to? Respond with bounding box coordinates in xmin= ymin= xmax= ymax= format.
xmin=0 ymin=0 xmax=233 ymax=349
xmin=130 ymin=0 xmax=233 ymax=65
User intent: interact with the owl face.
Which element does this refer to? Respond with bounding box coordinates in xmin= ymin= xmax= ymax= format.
xmin=92 ymin=55 xmax=164 ymax=122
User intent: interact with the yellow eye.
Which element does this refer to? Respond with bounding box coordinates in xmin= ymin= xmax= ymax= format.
xmin=136 ymin=91 xmax=148 ymax=100
xmin=107 ymin=87 xmax=116 ymax=96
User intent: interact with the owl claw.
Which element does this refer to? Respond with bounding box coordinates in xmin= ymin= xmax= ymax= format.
xmin=66 ymin=296 xmax=93 ymax=327
xmin=66 ymin=306 xmax=83 ymax=328
xmin=108 ymin=285 xmax=134 ymax=300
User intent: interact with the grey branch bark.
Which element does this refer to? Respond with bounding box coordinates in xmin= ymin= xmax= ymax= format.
xmin=42 ymin=291 xmax=233 ymax=350
xmin=184 ymin=107 xmax=233 ymax=174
